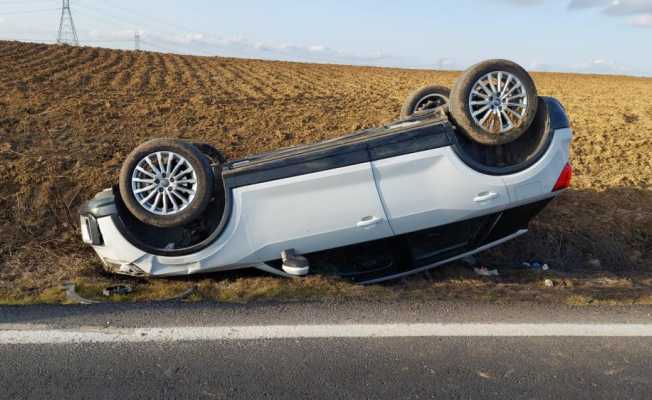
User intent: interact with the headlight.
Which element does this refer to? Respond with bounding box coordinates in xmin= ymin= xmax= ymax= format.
xmin=80 ymin=215 xmax=103 ymax=245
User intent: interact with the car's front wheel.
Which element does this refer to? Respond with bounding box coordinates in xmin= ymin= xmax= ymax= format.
xmin=119 ymin=139 xmax=214 ymax=228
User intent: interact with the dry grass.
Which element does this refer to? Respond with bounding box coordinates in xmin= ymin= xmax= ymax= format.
xmin=1 ymin=41 xmax=651 ymax=304
xmin=2 ymin=267 xmax=652 ymax=306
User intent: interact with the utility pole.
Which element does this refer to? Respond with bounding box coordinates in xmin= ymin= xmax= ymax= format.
xmin=134 ymin=31 xmax=141 ymax=51
xmin=57 ymin=0 xmax=79 ymax=46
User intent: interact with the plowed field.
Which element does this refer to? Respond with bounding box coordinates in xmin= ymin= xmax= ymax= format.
xmin=1 ymin=41 xmax=651 ymax=302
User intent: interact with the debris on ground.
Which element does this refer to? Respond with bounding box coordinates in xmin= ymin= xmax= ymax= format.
xmin=63 ymin=283 xmax=102 ymax=305
xmin=474 ymin=267 xmax=499 ymax=277
xmin=162 ymin=286 xmax=197 ymax=301
xmin=544 ymin=279 xmax=555 ymax=288
xmin=63 ymin=283 xmax=195 ymax=303
xmin=102 ymin=285 xmax=134 ymax=297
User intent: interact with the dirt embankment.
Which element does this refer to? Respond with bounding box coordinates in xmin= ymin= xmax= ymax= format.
xmin=0 ymin=41 xmax=651 ymax=302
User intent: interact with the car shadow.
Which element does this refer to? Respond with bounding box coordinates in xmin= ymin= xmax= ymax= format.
xmin=298 ymin=186 xmax=651 ymax=280
xmin=488 ymin=186 xmax=651 ymax=275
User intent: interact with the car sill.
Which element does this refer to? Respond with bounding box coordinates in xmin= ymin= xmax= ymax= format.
xmin=360 ymin=229 xmax=528 ymax=285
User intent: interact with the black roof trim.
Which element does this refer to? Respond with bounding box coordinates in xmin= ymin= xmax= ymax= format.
xmin=223 ymin=114 xmax=453 ymax=188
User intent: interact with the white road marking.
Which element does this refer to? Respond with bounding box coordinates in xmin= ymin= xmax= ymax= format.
xmin=2 ymin=323 xmax=652 ymax=344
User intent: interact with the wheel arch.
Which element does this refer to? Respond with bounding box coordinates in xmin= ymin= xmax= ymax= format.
xmin=110 ymin=176 xmax=234 ymax=257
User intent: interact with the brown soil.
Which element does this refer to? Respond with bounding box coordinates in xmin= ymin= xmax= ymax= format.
xmin=1 ymin=41 xmax=651 ymax=303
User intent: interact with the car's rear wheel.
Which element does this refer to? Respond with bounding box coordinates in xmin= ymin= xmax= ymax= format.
xmin=450 ymin=59 xmax=538 ymax=146
xmin=451 ymin=97 xmax=552 ymax=175
xmin=119 ymin=139 xmax=214 ymax=228
xmin=401 ymin=85 xmax=450 ymax=118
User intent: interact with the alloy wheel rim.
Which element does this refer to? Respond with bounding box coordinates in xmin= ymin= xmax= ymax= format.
xmin=468 ymin=71 xmax=528 ymax=134
xmin=131 ymin=151 xmax=198 ymax=216
xmin=415 ymin=93 xmax=448 ymax=112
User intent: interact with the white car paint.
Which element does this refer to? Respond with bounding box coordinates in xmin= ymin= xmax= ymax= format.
xmin=88 ymin=126 xmax=573 ymax=278
xmin=501 ymin=128 xmax=573 ymax=206
xmin=372 ymin=147 xmax=509 ymax=235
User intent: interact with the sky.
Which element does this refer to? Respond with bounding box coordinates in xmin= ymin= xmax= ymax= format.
xmin=0 ymin=0 xmax=650 ymax=76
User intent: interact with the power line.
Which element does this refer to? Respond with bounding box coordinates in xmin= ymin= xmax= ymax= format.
xmin=139 ymin=39 xmax=178 ymax=53
xmin=74 ymin=3 xmax=137 ymax=30
xmin=94 ymin=0 xmax=197 ymax=39
xmin=2 ymin=1 xmax=221 ymax=56
xmin=82 ymin=39 xmax=132 ymax=44
xmin=0 ymin=0 xmax=62 ymax=4
xmin=75 ymin=2 xmax=180 ymax=39
xmin=72 ymin=4 xmax=201 ymax=55
xmin=56 ymin=0 xmax=79 ymax=46
xmin=74 ymin=1 xmax=216 ymax=53
xmin=0 ymin=36 xmax=140 ymax=45
xmin=0 ymin=37 xmax=57 ymax=43
xmin=0 ymin=8 xmax=58 ymax=15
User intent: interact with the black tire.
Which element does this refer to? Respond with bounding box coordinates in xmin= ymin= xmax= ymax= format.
xmin=119 ymin=139 xmax=214 ymax=228
xmin=450 ymin=59 xmax=538 ymax=146
xmin=192 ymin=142 xmax=227 ymax=195
xmin=400 ymin=85 xmax=450 ymax=118
xmin=193 ymin=142 xmax=227 ymax=164
xmin=451 ymin=97 xmax=551 ymax=174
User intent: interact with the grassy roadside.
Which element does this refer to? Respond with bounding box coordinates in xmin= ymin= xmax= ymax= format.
xmin=3 ymin=263 xmax=652 ymax=307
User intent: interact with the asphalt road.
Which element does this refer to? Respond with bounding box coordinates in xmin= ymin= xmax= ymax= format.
xmin=2 ymin=301 xmax=652 ymax=399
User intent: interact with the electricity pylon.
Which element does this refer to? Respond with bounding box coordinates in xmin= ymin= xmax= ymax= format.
xmin=57 ymin=0 xmax=79 ymax=45
xmin=135 ymin=31 xmax=141 ymax=51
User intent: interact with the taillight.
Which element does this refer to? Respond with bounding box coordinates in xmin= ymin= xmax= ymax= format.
xmin=552 ymin=163 xmax=572 ymax=192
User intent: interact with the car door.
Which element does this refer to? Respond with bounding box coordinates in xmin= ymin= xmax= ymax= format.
xmin=238 ymin=162 xmax=394 ymax=262
xmin=371 ymin=146 xmax=509 ymax=236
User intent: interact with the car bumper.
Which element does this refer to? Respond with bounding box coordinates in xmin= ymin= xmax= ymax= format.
xmin=79 ymin=188 xmax=261 ymax=277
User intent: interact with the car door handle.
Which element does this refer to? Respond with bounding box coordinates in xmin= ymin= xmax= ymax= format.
xmin=357 ymin=216 xmax=382 ymax=228
xmin=473 ymin=191 xmax=499 ymax=203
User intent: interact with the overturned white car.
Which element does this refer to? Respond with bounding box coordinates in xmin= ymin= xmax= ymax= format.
xmin=80 ymin=60 xmax=573 ymax=284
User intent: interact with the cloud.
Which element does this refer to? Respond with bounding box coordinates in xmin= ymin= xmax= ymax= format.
xmin=504 ymin=0 xmax=652 ymax=19
xmin=245 ymin=41 xmax=391 ymax=63
xmin=89 ymin=29 xmax=138 ymax=41
xmin=567 ymin=0 xmax=652 ymax=27
xmin=585 ymin=58 xmax=631 ymax=73
xmin=630 ymin=13 xmax=652 ymax=27
xmin=83 ymin=28 xmax=393 ymax=65
xmin=569 ymin=0 xmax=652 ymax=14
xmin=502 ymin=0 xmax=545 ymax=6
xmin=567 ymin=0 xmax=610 ymax=10
xmin=602 ymin=0 xmax=652 ymax=16
xmin=529 ymin=58 xmax=640 ymax=75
